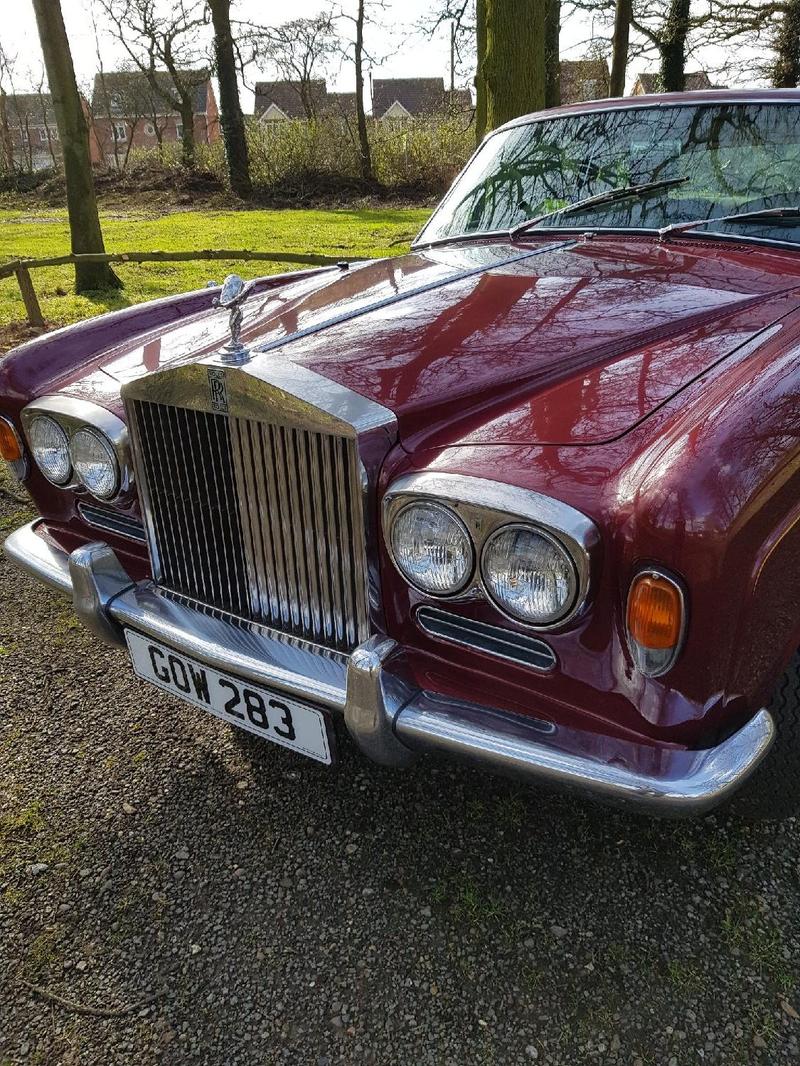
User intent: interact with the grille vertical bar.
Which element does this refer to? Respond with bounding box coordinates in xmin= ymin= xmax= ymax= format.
xmin=130 ymin=399 xmax=370 ymax=652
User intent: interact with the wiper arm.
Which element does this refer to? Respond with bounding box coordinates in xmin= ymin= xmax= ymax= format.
xmin=659 ymin=206 xmax=800 ymax=240
xmin=509 ymin=177 xmax=690 ymax=239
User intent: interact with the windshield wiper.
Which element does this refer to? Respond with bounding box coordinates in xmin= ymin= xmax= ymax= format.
xmin=509 ymin=176 xmax=690 ymax=239
xmin=659 ymin=206 xmax=800 ymax=240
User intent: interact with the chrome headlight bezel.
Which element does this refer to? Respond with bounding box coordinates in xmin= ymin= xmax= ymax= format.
xmin=383 ymin=472 xmax=598 ymax=631
xmin=21 ymin=396 xmax=133 ymax=501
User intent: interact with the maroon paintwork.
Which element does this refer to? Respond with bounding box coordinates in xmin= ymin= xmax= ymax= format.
xmin=3 ymin=91 xmax=800 ymax=756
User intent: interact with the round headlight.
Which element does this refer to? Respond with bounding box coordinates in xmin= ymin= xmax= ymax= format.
xmin=70 ymin=427 xmax=119 ymax=499
xmin=390 ymin=501 xmax=474 ymax=595
xmin=481 ymin=525 xmax=577 ymax=625
xmin=29 ymin=415 xmax=71 ymax=485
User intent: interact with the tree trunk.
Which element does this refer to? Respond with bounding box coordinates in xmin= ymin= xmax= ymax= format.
xmin=483 ymin=0 xmax=546 ymax=130
xmin=610 ymin=0 xmax=632 ymax=96
xmin=545 ymin=0 xmax=561 ymax=109
xmin=774 ymin=0 xmax=800 ymax=87
xmin=177 ymin=92 xmax=196 ymax=167
xmin=0 ymin=90 xmax=14 ymax=172
xmin=354 ymin=0 xmax=373 ymax=183
xmin=659 ymin=0 xmax=691 ymax=92
xmin=208 ymin=0 xmax=252 ymax=198
xmin=31 ymin=0 xmax=120 ymax=292
xmin=475 ymin=0 xmax=487 ymax=143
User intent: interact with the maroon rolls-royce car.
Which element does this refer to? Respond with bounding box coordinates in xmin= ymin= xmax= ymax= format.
xmin=4 ymin=90 xmax=800 ymax=818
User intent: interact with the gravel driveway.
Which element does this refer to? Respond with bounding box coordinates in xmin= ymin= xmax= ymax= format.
xmin=1 ymin=468 xmax=799 ymax=1066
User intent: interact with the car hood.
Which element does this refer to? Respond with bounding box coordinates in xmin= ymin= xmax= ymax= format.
xmin=94 ymin=237 xmax=800 ymax=447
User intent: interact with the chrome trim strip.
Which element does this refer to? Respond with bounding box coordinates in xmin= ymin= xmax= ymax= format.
xmin=3 ymin=523 xmax=776 ymax=816
xmin=78 ymin=503 xmax=146 ymax=543
xmin=241 ymin=241 xmax=578 ymax=360
xmin=383 ymin=472 xmax=600 ymax=630
xmin=416 ymin=606 xmax=557 ymax=672
xmin=20 ymin=395 xmax=134 ymax=499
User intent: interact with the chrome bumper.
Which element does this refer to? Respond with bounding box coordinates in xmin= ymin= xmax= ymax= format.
xmin=4 ymin=521 xmax=776 ymax=816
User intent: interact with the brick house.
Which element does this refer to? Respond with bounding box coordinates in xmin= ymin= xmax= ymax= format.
xmin=90 ymin=70 xmax=219 ymax=166
xmin=254 ymin=80 xmax=357 ymax=122
xmin=559 ymin=59 xmax=610 ymax=105
xmin=371 ymin=78 xmax=472 ymax=120
xmin=2 ymin=93 xmax=60 ymax=171
xmin=631 ymin=71 xmax=725 ymax=94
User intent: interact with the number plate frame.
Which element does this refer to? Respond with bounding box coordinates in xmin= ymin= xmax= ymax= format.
xmin=125 ymin=630 xmax=335 ymax=764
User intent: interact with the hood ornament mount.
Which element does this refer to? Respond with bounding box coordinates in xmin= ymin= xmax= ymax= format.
xmin=213 ymin=274 xmax=254 ymax=366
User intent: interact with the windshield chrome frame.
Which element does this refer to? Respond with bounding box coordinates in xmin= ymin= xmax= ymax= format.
xmin=412 ymin=97 xmax=800 ymax=252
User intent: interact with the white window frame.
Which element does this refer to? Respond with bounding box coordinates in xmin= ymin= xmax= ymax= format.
xmin=114 ymin=122 xmax=127 ymax=142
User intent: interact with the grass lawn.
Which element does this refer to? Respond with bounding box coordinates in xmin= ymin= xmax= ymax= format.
xmin=0 ymin=206 xmax=429 ymax=329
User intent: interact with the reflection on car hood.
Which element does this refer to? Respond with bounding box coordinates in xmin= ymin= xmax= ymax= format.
xmin=96 ymin=237 xmax=800 ymax=447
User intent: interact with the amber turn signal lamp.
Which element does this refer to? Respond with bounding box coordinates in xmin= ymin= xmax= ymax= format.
xmin=0 ymin=416 xmax=23 ymax=462
xmin=626 ymin=571 xmax=685 ymax=677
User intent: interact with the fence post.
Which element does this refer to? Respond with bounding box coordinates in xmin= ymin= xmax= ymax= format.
xmin=14 ymin=265 xmax=45 ymax=328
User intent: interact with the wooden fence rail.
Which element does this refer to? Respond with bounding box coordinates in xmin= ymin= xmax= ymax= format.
xmin=0 ymin=248 xmax=362 ymax=328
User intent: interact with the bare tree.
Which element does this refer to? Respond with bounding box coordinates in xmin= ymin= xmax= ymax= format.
xmin=333 ymin=0 xmax=386 ymax=183
xmin=207 ymin=0 xmax=251 ymax=198
xmin=31 ymin=0 xmax=121 ymax=292
xmin=98 ymin=0 xmax=211 ymax=167
xmin=246 ymin=14 xmax=338 ymax=120
xmin=0 ymin=43 xmax=18 ymax=173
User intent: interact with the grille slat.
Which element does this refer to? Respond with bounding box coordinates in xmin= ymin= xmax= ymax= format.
xmin=130 ymin=399 xmax=369 ymax=652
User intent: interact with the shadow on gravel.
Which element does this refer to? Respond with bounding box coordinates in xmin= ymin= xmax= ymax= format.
xmin=1 ymin=544 xmax=798 ymax=1065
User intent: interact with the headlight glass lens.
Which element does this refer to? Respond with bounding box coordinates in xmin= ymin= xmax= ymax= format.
xmin=70 ymin=428 xmax=119 ymax=499
xmin=482 ymin=526 xmax=577 ymax=624
xmin=29 ymin=416 xmax=71 ymax=485
xmin=390 ymin=502 xmax=473 ymax=595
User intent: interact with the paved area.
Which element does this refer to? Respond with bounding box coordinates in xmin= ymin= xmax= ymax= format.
xmin=1 ymin=472 xmax=799 ymax=1065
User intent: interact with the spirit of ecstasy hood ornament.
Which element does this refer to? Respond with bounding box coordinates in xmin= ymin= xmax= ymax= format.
xmin=213 ymin=274 xmax=254 ymax=365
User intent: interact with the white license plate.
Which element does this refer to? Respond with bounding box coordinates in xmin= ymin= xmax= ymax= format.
xmin=125 ymin=630 xmax=333 ymax=764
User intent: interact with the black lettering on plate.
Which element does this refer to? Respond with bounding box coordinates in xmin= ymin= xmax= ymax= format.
xmin=219 ymin=678 xmax=244 ymax=719
xmin=148 ymin=645 xmax=170 ymax=683
xmin=188 ymin=663 xmax=210 ymax=704
xmin=168 ymin=655 xmax=190 ymax=693
xmin=269 ymin=698 xmax=296 ymax=741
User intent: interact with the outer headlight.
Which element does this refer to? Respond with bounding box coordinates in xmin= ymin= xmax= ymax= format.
xmin=29 ymin=415 xmax=71 ymax=485
xmin=70 ymin=427 xmax=120 ymax=499
xmin=390 ymin=501 xmax=474 ymax=595
xmin=481 ymin=524 xmax=577 ymax=625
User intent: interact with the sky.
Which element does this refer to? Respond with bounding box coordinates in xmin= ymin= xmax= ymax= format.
xmin=0 ymin=0 xmax=763 ymax=108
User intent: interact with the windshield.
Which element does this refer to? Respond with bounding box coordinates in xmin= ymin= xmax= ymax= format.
xmin=417 ymin=102 xmax=800 ymax=246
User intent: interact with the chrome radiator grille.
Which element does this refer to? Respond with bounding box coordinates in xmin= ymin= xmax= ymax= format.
xmin=129 ymin=399 xmax=370 ymax=651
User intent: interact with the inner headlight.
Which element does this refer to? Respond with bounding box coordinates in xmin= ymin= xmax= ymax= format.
xmin=29 ymin=415 xmax=71 ymax=485
xmin=70 ymin=427 xmax=119 ymax=500
xmin=390 ymin=501 xmax=474 ymax=595
xmin=481 ymin=525 xmax=577 ymax=625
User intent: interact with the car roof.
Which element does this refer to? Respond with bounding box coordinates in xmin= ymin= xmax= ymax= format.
xmin=496 ymin=88 xmax=800 ymax=134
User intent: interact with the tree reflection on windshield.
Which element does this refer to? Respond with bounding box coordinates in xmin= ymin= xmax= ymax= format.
xmin=418 ymin=103 xmax=800 ymax=244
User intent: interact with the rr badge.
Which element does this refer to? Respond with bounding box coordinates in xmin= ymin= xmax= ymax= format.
xmin=208 ymin=368 xmax=229 ymax=413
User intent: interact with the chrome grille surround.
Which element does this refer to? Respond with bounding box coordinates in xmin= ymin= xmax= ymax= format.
xmin=122 ymin=358 xmax=397 ymax=652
